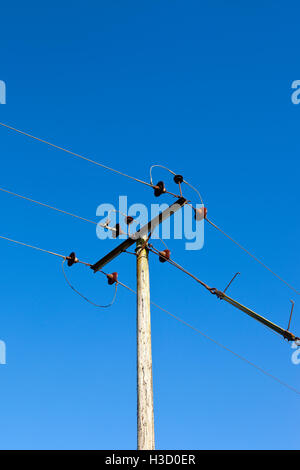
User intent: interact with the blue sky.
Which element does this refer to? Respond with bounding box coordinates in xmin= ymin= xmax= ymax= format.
xmin=0 ymin=1 xmax=300 ymax=450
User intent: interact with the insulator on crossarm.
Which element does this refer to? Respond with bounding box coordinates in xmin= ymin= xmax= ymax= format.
xmin=194 ymin=207 xmax=207 ymax=221
xmin=159 ymin=249 xmax=171 ymax=263
xmin=153 ymin=181 xmax=166 ymax=197
xmin=107 ymin=272 xmax=118 ymax=285
xmin=173 ymin=174 xmax=184 ymax=184
xmin=67 ymin=252 xmax=79 ymax=267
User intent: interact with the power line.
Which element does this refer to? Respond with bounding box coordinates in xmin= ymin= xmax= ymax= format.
xmin=62 ymin=258 xmax=118 ymax=308
xmin=0 ymin=123 xmax=196 ymax=203
xmin=3 ymin=120 xmax=300 ymax=441
xmin=0 ymin=233 xmax=119 ymax=307
xmin=150 ymin=168 xmax=300 ymax=297
xmin=0 ymin=122 xmax=180 ymax=201
xmin=149 ymin=244 xmax=214 ymax=293
xmin=0 ymin=234 xmax=90 ymax=265
xmin=149 ymin=164 xmax=204 ymax=204
xmin=2 ymin=124 xmax=300 ymax=375
xmin=2 ymin=119 xmax=298 ymax=296
xmin=8 ymin=177 xmax=294 ymax=299
xmin=148 ymin=244 xmax=299 ymax=342
xmin=116 ymin=279 xmax=300 ymax=397
xmin=205 ymin=217 xmax=300 ymax=296
xmin=0 ymin=122 xmax=154 ymax=189
xmin=0 ymin=231 xmax=299 ymax=397
xmin=0 ymin=186 xmax=116 ymax=232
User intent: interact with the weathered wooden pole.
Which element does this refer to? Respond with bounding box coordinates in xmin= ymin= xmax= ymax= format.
xmin=90 ymin=197 xmax=187 ymax=449
xmin=136 ymin=236 xmax=155 ymax=450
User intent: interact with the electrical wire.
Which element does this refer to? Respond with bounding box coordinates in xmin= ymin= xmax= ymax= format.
xmin=62 ymin=258 xmax=118 ymax=308
xmin=0 ymin=186 xmax=116 ymax=232
xmin=149 ymin=166 xmax=300 ymax=297
xmin=149 ymin=164 xmax=204 ymax=204
xmin=2 ymin=123 xmax=300 ymax=393
xmin=0 ymin=234 xmax=88 ymax=264
xmin=106 ymin=209 xmax=131 ymax=236
xmin=205 ymin=217 xmax=300 ymax=296
xmin=0 ymin=122 xmax=154 ymax=189
xmin=149 ymin=242 xmax=300 ymax=341
xmin=116 ymin=279 xmax=300 ymax=397
xmin=0 ymin=234 xmax=118 ymax=307
xmin=149 ymin=244 xmax=214 ymax=293
xmin=2 ymin=120 xmax=297 ymax=296
xmin=154 ymin=166 xmax=300 ymax=298
xmin=149 ymin=164 xmax=176 ymax=184
xmin=0 ymin=232 xmax=299 ymax=396
xmin=120 ymin=229 xmax=288 ymax=340
xmin=155 ymin=233 xmax=169 ymax=251
xmin=184 ymin=180 xmax=204 ymax=205
xmin=0 ymin=123 xmax=187 ymax=202
xmin=149 ymin=166 xmax=299 ymax=296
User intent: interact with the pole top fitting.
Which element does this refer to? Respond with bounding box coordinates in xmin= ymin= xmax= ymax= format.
xmin=209 ymin=287 xmax=225 ymax=299
xmin=107 ymin=272 xmax=118 ymax=285
xmin=153 ymin=181 xmax=166 ymax=197
xmin=67 ymin=252 xmax=79 ymax=267
xmin=173 ymin=174 xmax=184 ymax=184
xmin=283 ymin=330 xmax=297 ymax=342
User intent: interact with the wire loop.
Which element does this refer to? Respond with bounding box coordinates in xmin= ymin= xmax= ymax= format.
xmin=62 ymin=258 xmax=118 ymax=308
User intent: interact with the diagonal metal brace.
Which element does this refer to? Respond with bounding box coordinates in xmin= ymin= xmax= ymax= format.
xmin=212 ymin=289 xmax=299 ymax=342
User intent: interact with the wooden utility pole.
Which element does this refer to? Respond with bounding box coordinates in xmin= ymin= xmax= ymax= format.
xmin=91 ymin=197 xmax=187 ymax=449
xmin=136 ymin=236 xmax=155 ymax=450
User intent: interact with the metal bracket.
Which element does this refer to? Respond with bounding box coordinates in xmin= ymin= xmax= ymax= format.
xmin=223 ymin=272 xmax=240 ymax=293
xmin=287 ymin=300 xmax=295 ymax=331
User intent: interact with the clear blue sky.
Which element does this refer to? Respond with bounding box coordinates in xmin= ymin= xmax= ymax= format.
xmin=0 ymin=1 xmax=299 ymax=450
